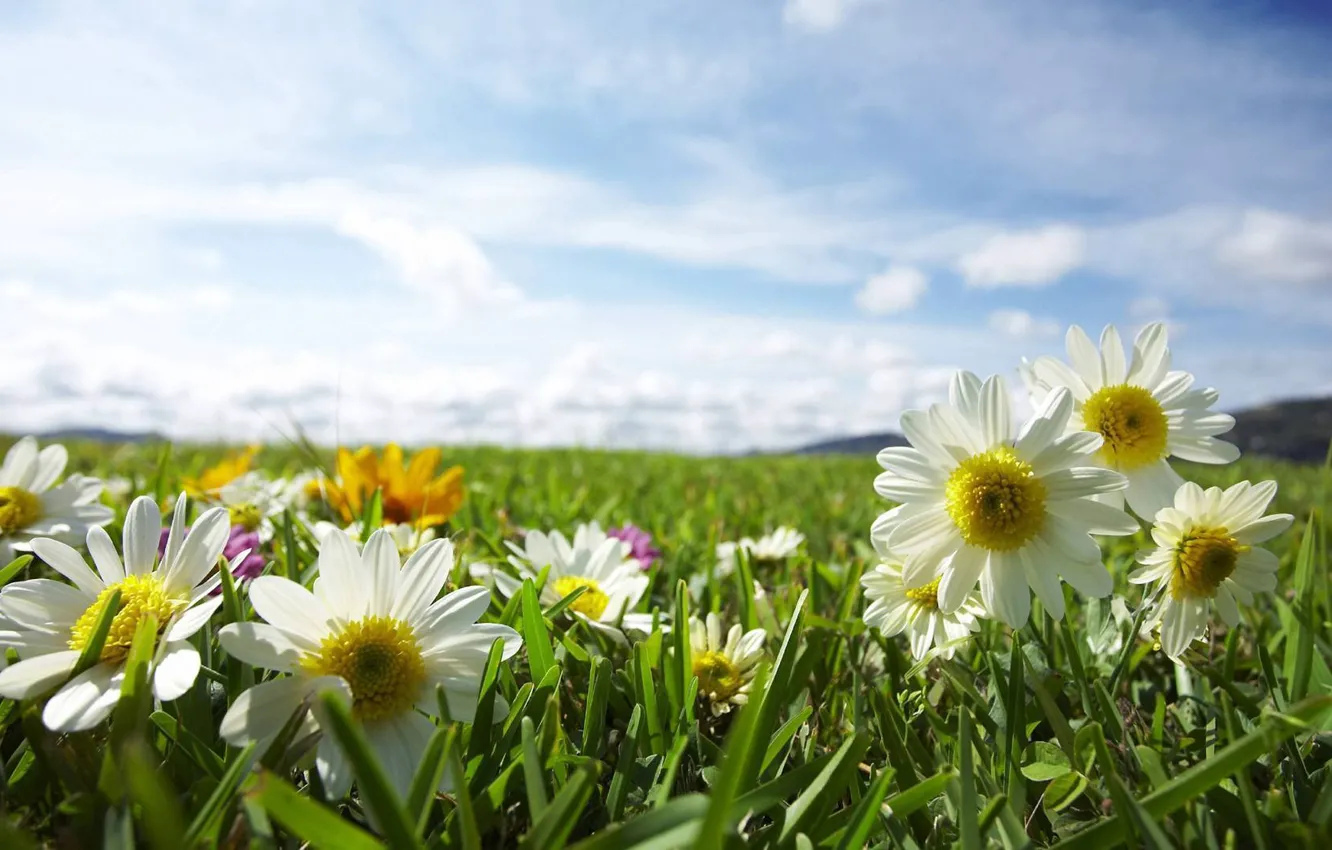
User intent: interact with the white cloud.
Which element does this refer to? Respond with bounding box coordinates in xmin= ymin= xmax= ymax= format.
xmin=783 ymin=0 xmax=848 ymax=32
xmin=987 ymin=309 xmax=1061 ymax=339
xmin=1128 ymin=295 xmax=1170 ymax=322
xmin=855 ymin=266 xmax=928 ymax=314
xmin=1216 ymin=209 xmax=1332 ymax=285
xmin=959 ymin=225 xmax=1086 ymax=288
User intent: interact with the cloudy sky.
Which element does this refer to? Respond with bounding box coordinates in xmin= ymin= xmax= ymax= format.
xmin=2 ymin=0 xmax=1331 ymax=453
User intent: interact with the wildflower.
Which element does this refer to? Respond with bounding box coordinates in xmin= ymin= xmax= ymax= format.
xmin=1129 ymin=481 xmax=1292 ymax=660
xmin=312 ymin=520 xmax=437 ymax=559
xmin=0 ymin=496 xmax=230 ymax=731
xmin=607 ymin=523 xmax=661 ymax=570
xmin=861 ymin=551 xmax=983 ymax=661
xmin=217 ymin=472 xmax=285 ymax=541
xmin=0 ymin=436 xmax=114 ymax=566
xmin=688 ymin=613 xmax=764 ymax=716
xmin=218 ymin=530 xmax=519 ymax=799
xmin=470 ymin=525 xmax=654 ymax=639
xmin=1021 ymin=323 xmax=1239 ymax=518
xmin=322 ymin=444 xmax=464 ymax=529
xmin=716 ymin=527 xmax=805 ymax=576
xmin=873 ymin=371 xmax=1138 ymax=628
xmin=181 ymin=446 xmax=260 ymax=498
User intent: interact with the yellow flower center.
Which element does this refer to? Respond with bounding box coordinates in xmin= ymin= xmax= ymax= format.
xmin=228 ymin=503 xmax=263 ymax=532
xmin=693 ymin=650 xmax=744 ymax=703
xmin=0 ymin=486 xmax=43 ymax=535
xmin=1081 ymin=384 xmax=1169 ymax=471
xmin=945 ymin=447 xmax=1047 ymax=552
xmin=68 ymin=575 xmax=185 ymax=665
xmin=1170 ymin=526 xmax=1247 ymax=600
xmin=552 ymin=576 xmax=609 ymax=619
xmin=302 ymin=616 xmax=426 ymax=722
xmin=905 ymin=577 xmax=942 ymax=609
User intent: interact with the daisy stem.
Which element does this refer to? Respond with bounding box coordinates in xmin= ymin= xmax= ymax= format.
xmin=1106 ymin=587 xmax=1162 ymax=697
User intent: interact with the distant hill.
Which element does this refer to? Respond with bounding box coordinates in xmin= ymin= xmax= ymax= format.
xmin=36 ymin=427 xmax=166 ymax=444
xmin=787 ymin=397 xmax=1332 ymax=464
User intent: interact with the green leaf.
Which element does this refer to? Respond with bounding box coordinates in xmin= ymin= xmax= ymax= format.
xmin=121 ymin=741 xmax=187 ymax=850
xmin=72 ymin=588 xmax=121 ymax=677
xmin=521 ymin=716 xmax=549 ymax=821
xmin=406 ymin=725 xmax=450 ymax=837
xmin=833 ymin=766 xmax=894 ymax=850
xmin=183 ymin=743 xmax=259 ymax=846
xmin=1043 ymin=771 xmax=1089 ymax=814
xmin=778 ymin=732 xmax=871 ymax=844
xmin=567 ymin=794 xmax=709 ymax=850
xmin=581 ymin=656 xmax=611 ymax=758
xmin=0 ymin=553 xmax=33 ymax=586
xmin=521 ymin=763 xmax=599 ymax=850
xmin=1021 ymin=741 xmax=1073 ymax=782
xmin=521 ymin=579 xmax=557 ymax=684
xmin=317 ymin=691 xmax=422 ymax=850
xmin=247 ymin=771 xmax=381 ymax=850
xmin=696 ymin=664 xmax=771 ymax=850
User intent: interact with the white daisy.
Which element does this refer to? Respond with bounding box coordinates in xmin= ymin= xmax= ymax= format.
xmin=1128 ymin=480 xmax=1292 ymax=661
xmin=861 ymin=554 xmax=984 ymax=661
xmin=218 ymin=472 xmax=286 ymax=542
xmin=0 ymin=495 xmax=230 ymax=732
xmin=218 ymin=529 xmax=521 ymax=800
xmin=312 ymin=520 xmax=438 ymax=559
xmin=0 ymin=436 xmax=114 ymax=565
xmin=687 ymin=613 xmax=765 ymax=716
xmin=469 ymin=526 xmax=653 ymax=638
xmin=1021 ymin=323 xmax=1240 ymax=518
xmin=276 ymin=470 xmax=323 ymax=511
xmin=873 ymin=371 xmax=1139 ymax=629
xmin=715 ymin=526 xmax=805 ymax=576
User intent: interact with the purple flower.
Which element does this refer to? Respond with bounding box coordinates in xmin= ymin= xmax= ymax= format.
xmin=608 ymin=524 xmax=660 ymax=571
xmin=158 ymin=525 xmax=266 ymax=587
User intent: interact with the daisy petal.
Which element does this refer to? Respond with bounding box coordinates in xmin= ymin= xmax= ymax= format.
xmin=152 ymin=642 xmax=201 ymax=701
xmin=42 ymin=663 xmax=124 ymax=732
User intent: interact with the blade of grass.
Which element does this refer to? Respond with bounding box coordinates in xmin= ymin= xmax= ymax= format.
xmin=246 ymin=771 xmax=381 ymax=850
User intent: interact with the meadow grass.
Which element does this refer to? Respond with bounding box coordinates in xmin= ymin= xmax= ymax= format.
xmin=1 ymin=438 xmax=1330 ymax=848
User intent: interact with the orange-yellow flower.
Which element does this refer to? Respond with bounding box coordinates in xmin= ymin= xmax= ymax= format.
xmin=323 ymin=444 xmax=464 ymax=529
xmin=182 ymin=446 xmax=259 ymax=498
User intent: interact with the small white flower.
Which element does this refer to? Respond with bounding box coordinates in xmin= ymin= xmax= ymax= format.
xmin=862 ymin=555 xmax=983 ymax=661
xmin=276 ymin=470 xmax=323 ymax=511
xmin=218 ymin=472 xmax=286 ymax=542
xmin=0 ymin=437 xmax=114 ymax=565
xmin=312 ymin=520 xmax=437 ymax=558
xmin=687 ymin=613 xmax=765 ymax=716
xmin=0 ymin=495 xmax=230 ymax=732
xmin=716 ymin=527 xmax=805 ymax=577
xmin=1129 ymin=480 xmax=1292 ymax=661
xmin=469 ymin=525 xmax=653 ymax=639
xmin=104 ymin=476 xmax=134 ymax=502
xmin=219 ymin=530 xmax=521 ymax=800
xmin=873 ymin=371 xmax=1139 ymax=629
xmin=1021 ymin=323 xmax=1239 ymax=518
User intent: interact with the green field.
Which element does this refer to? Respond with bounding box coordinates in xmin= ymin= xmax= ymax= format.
xmin=1 ymin=438 xmax=1330 ymax=849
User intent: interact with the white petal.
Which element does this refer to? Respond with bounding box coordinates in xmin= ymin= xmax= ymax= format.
xmin=0 ymin=579 xmax=90 ymax=631
xmin=0 ymin=649 xmax=80 ymax=699
xmin=29 ymin=445 xmax=69 ymax=492
xmin=219 ymin=675 xmax=313 ymax=746
xmin=978 ymin=375 xmax=1012 ymax=447
xmin=981 ymin=552 xmax=1030 ymax=628
xmin=219 ymin=622 xmax=312 ymax=671
xmin=365 ymin=713 xmax=437 ymax=799
xmin=1059 ymin=558 xmax=1113 ymax=599
xmin=1029 ymin=357 xmax=1092 ymax=401
xmin=1021 ymin=543 xmax=1065 ymax=620
xmin=1065 ymin=325 xmax=1104 ymax=389
xmin=1231 ymin=514 xmax=1294 ymax=545
xmin=86 ymin=526 xmax=125 ymax=585
xmin=1217 ymin=480 xmax=1278 ymax=527
xmin=1127 ymin=322 xmax=1170 ymax=390
xmin=392 ymin=539 xmax=456 ymax=623
xmin=42 ymin=663 xmax=123 ymax=732
xmin=1044 ymin=468 xmax=1128 ymax=500
xmin=1152 ymin=371 xmax=1195 ymax=407
xmin=939 ymin=547 xmax=986 ymax=613
xmin=949 ymin=371 xmax=984 ymax=420
xmin=362 ymin=528 xmax=401 ymax=617
xmin=247 ymin=576 xmax=334 ymax=644
xmin=30 ymin=539 xmax=104 ymax=596
xmin=1214 ymin=585 xmax=1240 ymax=627
xmin=165 ymin=507 xmax=231 ymax=594
xmin=1168 ymin=436 xmax=1240 ymax=465
xmin=315 ymin=529 xmax=365 ymax=620
xmin=1123 ymin=461 xmax=1184 ymax=519
xmin=1099 ymin=325 xmax=1127 ymax=385
xmin=0 ymin=437 xmax=38 ymax=487
xmin=1046 ymin=496 xmax=1140 ymax=535
xmin=123 ymin=496 xmax=163 ymax=577
xmin=152 ymin=642 xmax=201 ymax=701
xmin=166 ymin=596 xmax=224 ymax=642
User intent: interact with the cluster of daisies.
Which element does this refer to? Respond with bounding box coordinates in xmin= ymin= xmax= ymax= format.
xmin=0 ymin=436 xmax=780 ymax=798
xmin=862 ymin=322 xmax=1293 ymax=662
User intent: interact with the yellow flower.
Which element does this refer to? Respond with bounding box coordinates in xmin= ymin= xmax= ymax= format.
xmin=323 ymin=444 xmax=464 ymax=529
xmin=182 ymin=446 xmax=259 ymax=498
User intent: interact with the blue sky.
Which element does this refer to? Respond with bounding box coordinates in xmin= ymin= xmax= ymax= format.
xmin=1 ymin=0 xmax=1330 ymax=452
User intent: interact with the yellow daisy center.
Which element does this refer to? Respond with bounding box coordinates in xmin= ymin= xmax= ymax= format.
xmin=68 ymin=575 xmax=185 ymax=665
xmin=693 ymin=651 xmax=743 ymax=703
xmin=302 ymin=616 xmax=426 ymax=722
xmin=552 ymin=576 xmax=609 ymax=619
xmin=0 ymin=486 xmax=43 ymax=535
xmin=1170 ymin=526 xmax=1247 ymax=600
xmin=905 ymin=577 xmax=942 ymax=609
xmin=945 ymin=447 xmax=1047 ymax=551
xmin=1081 ymin=384 xmax=1169 ymax=471
xmin=228 ymin=503 xmax=263 ymax=532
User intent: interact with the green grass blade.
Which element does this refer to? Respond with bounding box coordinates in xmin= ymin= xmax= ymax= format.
xmin=246 ymin=771 xmax=382 ymax=850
